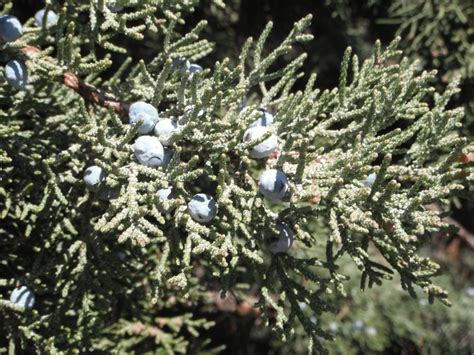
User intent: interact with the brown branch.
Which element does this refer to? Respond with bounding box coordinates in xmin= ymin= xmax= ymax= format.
xmin=427 ymin=203 xmax=474 ymax=248
xmin=63 ymin=72 xmax=122 ymax=113
xmin=208 ymin=290 xmax=261 ymax=317
xmin=21 ymin=45 xmax=123 ymax=113
xmin=458 ymin=152 xmax=474 ymax=164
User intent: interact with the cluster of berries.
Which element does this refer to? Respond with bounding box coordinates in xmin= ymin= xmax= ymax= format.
xmin=83 ymin=98 xmax=219 ymax=222
xmin=1 ymin=10 xmax=58 ymax=90
xmin=1 ymin=10 xmax=54 ymax=311
xmin=240 ymin=108 xmax=293 ymax=253
xmin=84 ymin=103 xmax=293 ymax=251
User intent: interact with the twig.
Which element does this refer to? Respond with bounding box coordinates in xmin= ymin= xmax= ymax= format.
xmin=21 ymin=45 xmax=123 ymax=113
xmin=427 ymin=203 xmax=474 ymax=248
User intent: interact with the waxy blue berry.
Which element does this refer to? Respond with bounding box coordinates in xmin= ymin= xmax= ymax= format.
xmin=108 ymin=1 xmax=123 ymax=12
xmin=268 ymin=224 xmax=294 ymax=254
xmin=133 ymin=136 xmax=164 ymax=167
xmin=187 ymin=63 xmax=203 ymax=80
xmin=188 ymin=193 xmax=217 ymax=223
xmin=84 ymin=165 xmax=106 ymax=192
xmin=154 ymin=119 xmax=179 ymax=145
xmin=243 ymin=126 xmax=278 ymax=159
xmin=0 ymin=15 xmax=23 ymax=42
xmin=241 ymin=107 xmax=274 ymax=127
xmin=172 ymin=57 xmax=190 ymax=72
xmin=366 ymin=326 xmax=377 ymax=336
xmin=4 ymin=59 xmax=28 ymax=90
xmin=34 ymin=9 xmax=59 ymax=28
xmin=258 ymin=169 xmax=289 ymax=202
xmin=157 ymin=187 xmax=174 ymax=214
xmin=362 ymin=172 xmax=376 ymax=187
xmin=10 ymin=286 xmax=35 ymax=308
xmin=129 ymin=102 xmax=159 ymax=134
xmin=352 ymin=320 xmax=364 ymax=331
xmin=249 ymin=108 xmax=274 ymax=128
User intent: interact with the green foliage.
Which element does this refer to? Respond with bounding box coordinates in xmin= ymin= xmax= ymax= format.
xmin=316 ymin=264 xmax=474 ymax=354
xmin=387 ymin=0 xmax=474 ymax=80
xmin=0 ymin=1 xmax=472 ymax=353
xmin=384 ymin=0 xmax=474 ymax=210
xmin=265 ymin=261 xmax=474 ymax=354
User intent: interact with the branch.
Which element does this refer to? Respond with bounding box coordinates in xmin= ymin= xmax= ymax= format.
xmin=21 ymin=46 xmax=123 ymax=113
xmin=427 ymin=203 xmax=474 ymax=248
xmin=63 ymin=72 xmax=122 ymax=113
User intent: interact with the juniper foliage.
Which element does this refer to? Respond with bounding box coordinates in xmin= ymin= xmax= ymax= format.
xmin=287 ymin=260 xmax=474 ymax=354
xmin=383 ymin=0 xmax=474 ymax=215
xmin=0 ymin=1 xmax=472 ymax=353
xmin=386 ymin=0 xmax=474 ymax=81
